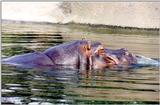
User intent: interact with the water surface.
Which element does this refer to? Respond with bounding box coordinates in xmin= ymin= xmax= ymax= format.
xmin=2 ymin=22 xmax=159 ymax=104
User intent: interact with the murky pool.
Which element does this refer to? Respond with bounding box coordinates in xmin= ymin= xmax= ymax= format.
xmin=2 ymin=22 xmax=159 ymax=104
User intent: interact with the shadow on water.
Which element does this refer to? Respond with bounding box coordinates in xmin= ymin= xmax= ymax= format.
xmin=2 ymin=22 xmax=159 ymax=105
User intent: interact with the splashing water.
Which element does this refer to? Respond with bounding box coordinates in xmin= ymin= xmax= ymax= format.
xmin=136 ymin=55 xmax=160 ymax=67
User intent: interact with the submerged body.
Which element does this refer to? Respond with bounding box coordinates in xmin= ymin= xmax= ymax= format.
xmin=2 ymin=40 xmax=159 ymax=69
xmin=2 ymin=40 xmax=104 ymax=69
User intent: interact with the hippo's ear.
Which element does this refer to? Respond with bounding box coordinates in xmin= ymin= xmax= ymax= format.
xmin=80 ymin=41 xmax=92 ymax=55
xmin=86 ymin=41 xmax=91 ymax=51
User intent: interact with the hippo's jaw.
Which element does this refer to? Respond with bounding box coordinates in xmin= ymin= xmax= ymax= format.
xmin=91 ymin=53 xmax=117 ymax=70
xmin=104 ymin=55 xmax=119 ymax=65
xmin=93 ymin=45 xmax=119 ymax=66
xmin=104 ymin=48 xmax=138 ymax=66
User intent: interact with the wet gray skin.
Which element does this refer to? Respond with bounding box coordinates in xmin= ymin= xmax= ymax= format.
xmin=43 ymin=40 xmax=101 ymax=70
xmin=2 ymin=40 xmax=106 ymax=70
xmin=2 ymin=40 xmax=158 ymax=70
xmin=89 ymin=47 xmax=137 ymax=69
xmin=104 ymin=48 xmax=137 ymax=65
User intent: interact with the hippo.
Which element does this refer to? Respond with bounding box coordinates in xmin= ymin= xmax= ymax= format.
xmin=103 ymin=48 xmax=159 ymax=68
xmin=90 ymin=46 xmax=138 ymax=69
xmin=2 ymin=40 xmax=159 ymax=70
xmin=2 ymin=40 xmax=110 ymax=70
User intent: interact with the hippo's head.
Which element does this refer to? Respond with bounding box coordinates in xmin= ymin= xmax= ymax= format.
xmin=77 ymin=40 xmax=110 ymax=69
xmin=103 ymin=48 xmax=137 ymax=67
xmin=91 ymin=44 xmax=119 ymax=69
xmin=90 ymin=45 xmax=137 ymax=69
xmin=79 ymin=41 xmax=118 ymax=69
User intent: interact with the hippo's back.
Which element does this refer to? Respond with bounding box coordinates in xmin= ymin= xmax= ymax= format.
xmin=2 ymin=52 xmax=54 ymax=68
xmin=43 ymin=40 xmax=88 ymax=65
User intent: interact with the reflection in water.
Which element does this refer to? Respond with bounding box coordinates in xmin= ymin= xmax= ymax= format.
xmin=2 ymin=22 xmax=159 ymax=104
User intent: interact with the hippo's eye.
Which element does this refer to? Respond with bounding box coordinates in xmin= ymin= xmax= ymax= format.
xmin=87 ymin=46 xmax=91 ymax=50
xmin=98 ymin=49 xmax=105 ymax=54
xmin=84 ymin=45 xmax=91 ymax=51
xmin=83 ymin=46 xmax=89 ymax=51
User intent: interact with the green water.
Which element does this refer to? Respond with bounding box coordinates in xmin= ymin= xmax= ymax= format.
xmin=2 ymin=22 xmax=159 ymax=105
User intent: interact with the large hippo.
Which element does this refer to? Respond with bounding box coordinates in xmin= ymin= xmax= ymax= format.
xmin=2 ymin=40 xmax=159 ymax=70
xmin=2 ymin=40 xmax=112 ymax=69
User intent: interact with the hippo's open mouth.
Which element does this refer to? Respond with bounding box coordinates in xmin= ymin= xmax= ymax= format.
xmin=104 ymin=55 xmax=118 ymax=65
xmin=94 ymin=46 xmax=118 ymax=65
